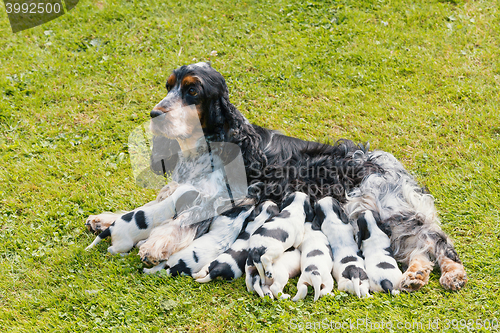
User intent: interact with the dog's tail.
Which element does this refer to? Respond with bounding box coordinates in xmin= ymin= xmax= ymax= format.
xmin=85 ymin=228 xmax=111 ymax=251
xmin=380 ymin=279 xmax=394 ymax=294
xmin=311 ymin=273 xmax=323 ymax=302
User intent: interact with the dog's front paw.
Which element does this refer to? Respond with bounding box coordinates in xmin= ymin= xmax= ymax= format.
xmin=85 ymin=213 xmax=118 ymax=234
xmin=400 ymin=268 xmax=430 ymax=292
xmin=440 ymin=263 xmax=467 ymax=291
xmin=139 ymin=250 xmax=161 ymax=267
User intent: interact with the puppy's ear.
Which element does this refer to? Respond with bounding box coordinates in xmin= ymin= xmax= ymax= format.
xmin=373 ymin=211 xmax=392 ymax=237
xmin=311 ymin=216 xmax=321 ymax=231
xmin=331 ymin=197 xmax=349 ymax=224
xmin=356 ymin=213 xmax=370 ymax=249
xmin=280 ymin=193 xmax=296 ymax=210
xmin=304 ymin=199 xmax=314 ymax=222
xmin=266 ymin=203 xmax=280 ymax=219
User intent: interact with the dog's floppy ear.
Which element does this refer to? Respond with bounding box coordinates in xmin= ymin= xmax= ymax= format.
xmin=356 ymin=212 xmax=370 ymax=249
xmin=311 ymin=202 xmax=325 ymax=230
xmin=280 ymin=192 xmax=296 ymax=210
xmin=331 ymin=197 xmax=349 ymax=224
xmin=373 ymin=210 xmax=392 ymax=237
xmin=304 ymin=198 xmax=314 ymax=222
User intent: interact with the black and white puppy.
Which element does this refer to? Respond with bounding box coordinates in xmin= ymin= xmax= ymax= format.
xmin=193 ymin=201 xmax=280 ymax=282
xmin=292 ymin=222 xmax=334 ymax=302
xmin=143 ymin=201 xmax=255 ymax=276
xmin=246 ymin=247 xmax=301 ymax=299
xmin=85 ymin=184 xmax=199 ymax=254
xmin=357 ymin=210 xmax=402 ymax=295
xmin=246 ymin=191 xmax=313 ymax=282
xmin=317 ymin=196 xmax=371 ymax=298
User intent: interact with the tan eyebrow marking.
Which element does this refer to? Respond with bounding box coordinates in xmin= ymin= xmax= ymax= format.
xmin=181 ymin=75 xmax=199 ymax=87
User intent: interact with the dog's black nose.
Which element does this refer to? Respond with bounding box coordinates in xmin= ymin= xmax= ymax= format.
xmin=150 ymin=110 xmax=163 ymax=118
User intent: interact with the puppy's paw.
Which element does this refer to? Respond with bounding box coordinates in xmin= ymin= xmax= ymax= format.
xmin=280 ymin=293 xmax=291 ymax=300
xmin=85 ymin=213 xmax=118 ymax=234
xmin=439 ymin=263 xmax=467 ymax=291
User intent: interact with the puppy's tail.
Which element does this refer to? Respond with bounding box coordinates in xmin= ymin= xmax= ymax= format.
xmin=380 ymin=279 xmax=394 ymax=294
xmin=311 ymin=273 xmax=323 ymax=302
xmin=85 ymin=228 xmax=111 ymax=251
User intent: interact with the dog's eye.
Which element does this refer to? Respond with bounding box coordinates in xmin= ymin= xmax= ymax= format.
xmin=188 ymin=87 xmax=198 ymax=96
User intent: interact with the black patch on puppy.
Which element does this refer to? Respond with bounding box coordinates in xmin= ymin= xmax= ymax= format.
xmin=97 ymin=227 xmax=111 ymax=240
xmin=134 ymin=210 xmax=147 ymax=229
xmin=384 ymin=246 xmax=394 ymax=256
xmin=221 ymin=204 xmax=252 ymax=218
xmin=340 ymin=256 xmax=358 ymax=264
xmin=376 ymin=262 xmax=396 ymax=270
xmin=212 ymin=262 xmax=235 ymax=280
xmin=238 ymin=231 xmax=250 ymax=241
xmin=357 ymin=250 xmax=365 ymax=260
xmin=305 ymin=265 xmax=319 ymax=272
xmin=307 ymin=250 xmax=324 ymax=257
xmin=380 ymin=279 xmax=393 ymax=293
xmin=121 ymin=211 xmax=134 ymax=223
xmin=311 ymin=271 xmax=320 ymax=276
xmin=169 ymin=259 xmax=191 ymax=277
xmin=248 ymin=246 xmax=266 ymax=265
xmin=225 ymin=248 xmax=249 ymax=272
xmin=253 ymin=226 xmax=289 ymax=242
xmin=342 ymin=265 xmax=369 ymax=280
xmin=276 ymin=210 xmax=291 ymax=219
xmin=193 ymin=251 xmax=199 ymax=263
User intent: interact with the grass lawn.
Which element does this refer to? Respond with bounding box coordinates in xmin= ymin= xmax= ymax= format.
xmin=1 ymin=0 xmax=499 ymax=331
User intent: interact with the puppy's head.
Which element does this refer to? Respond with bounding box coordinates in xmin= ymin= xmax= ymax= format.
xmin=281 ymin=192 xmax=314 ymax=222
xmin=149 ymin=62 xmax=230 ymax=140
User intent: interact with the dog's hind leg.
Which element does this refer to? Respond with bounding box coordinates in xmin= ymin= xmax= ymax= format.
xmin=431 ymin=231 xmax=467 ymax=291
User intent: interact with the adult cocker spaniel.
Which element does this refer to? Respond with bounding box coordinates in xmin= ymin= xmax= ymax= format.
xmin=86 ymin=62 xmax=467 ymax=292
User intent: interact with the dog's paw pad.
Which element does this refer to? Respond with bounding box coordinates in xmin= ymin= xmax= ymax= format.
xmin=440 ymin=267 xmax=467 ymax=291
xmin=400 ymin=270 xmax=429 ymax=292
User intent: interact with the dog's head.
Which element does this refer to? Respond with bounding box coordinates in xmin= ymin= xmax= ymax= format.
xmin=150 ymin=62 xmax=238 ymax=141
